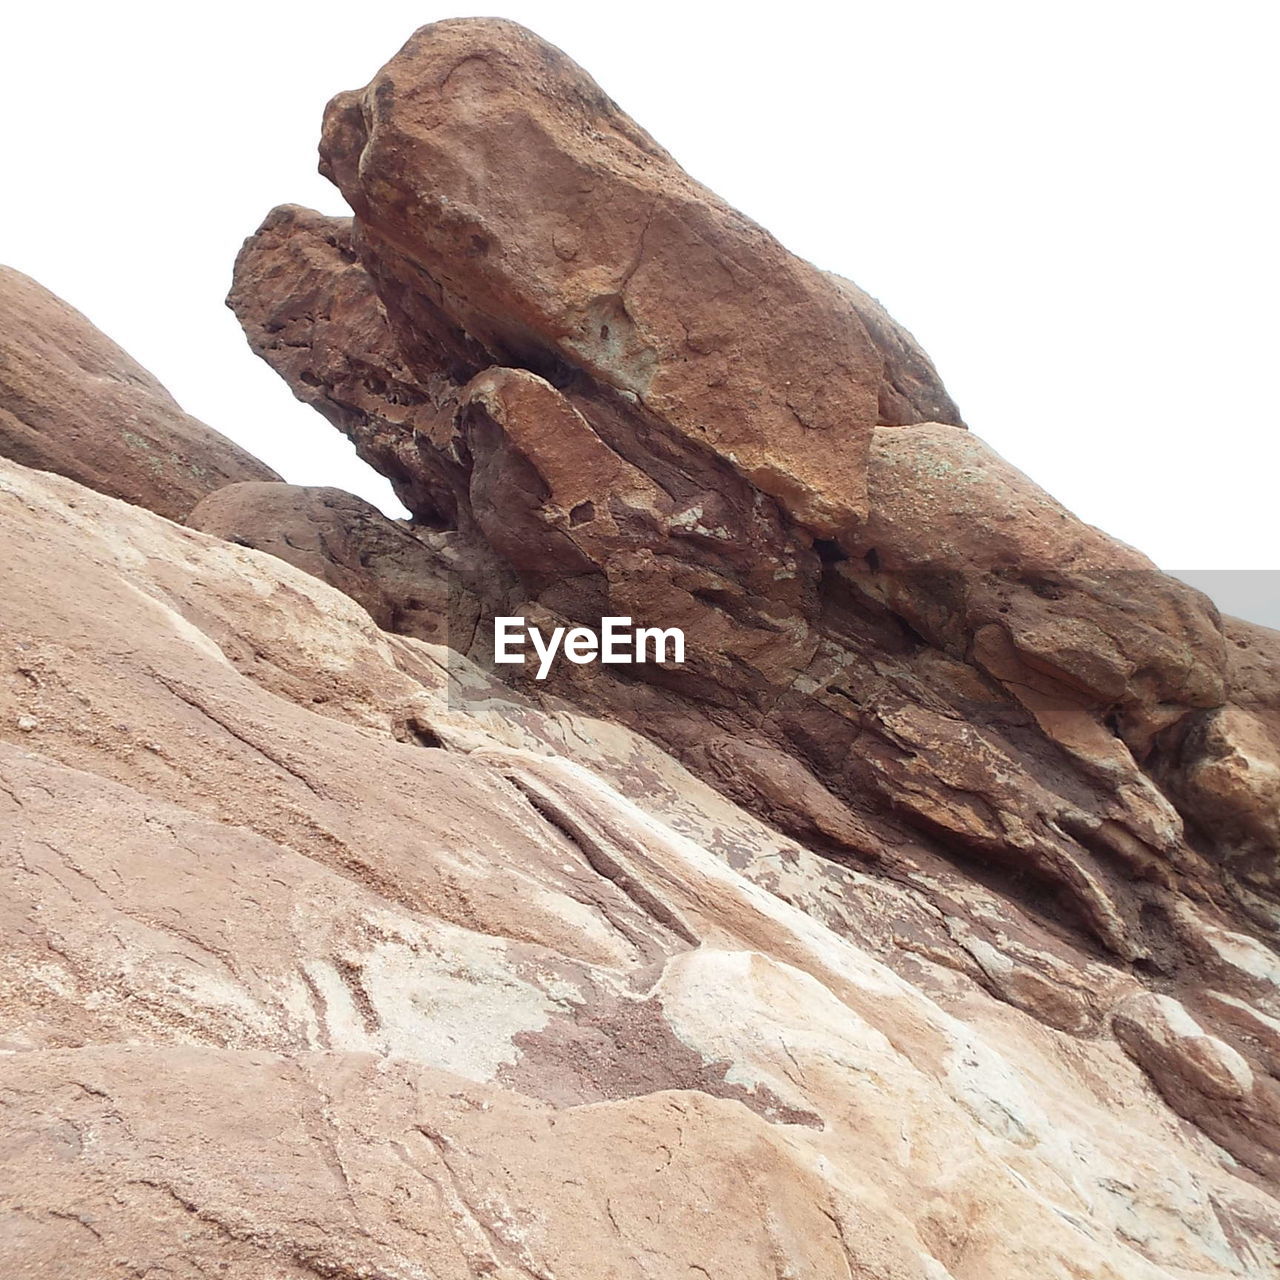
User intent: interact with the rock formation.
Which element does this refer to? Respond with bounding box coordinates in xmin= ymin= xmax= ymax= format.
xmin=2 ymin=15 xmax=1278 ymax=1279
xmin=187 ymin=481 xmax=478 ymax=644
xmin=231 ymin=19 xmax=1274 ymax=975
xmin=0 ymin=267 xmax=277 ymax=520
xmin=5 ymin=453 xmax=1280 ymax=1278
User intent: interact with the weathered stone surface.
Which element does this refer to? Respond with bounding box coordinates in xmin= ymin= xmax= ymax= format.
xmin=1166 ymin=704 xmax=1280 ymax=893
xmin=1226 ymin=616 xmax=1280 ymax=725
xmin=861 ymin=422 xmax=1225 ymax=755
xmin=187 ymin=480 xmax=487 ymax=645
xmin=1113 ymin=991 xmax=1280 ymax=1179
xmin=4 ymin=454 xmax=1280 ymax=1278
xmin=314 ymin=17 xmax=952 ymax=537
xmin=1146 ymin=618 xmax=1280 ymax=908
xmin=226 ymin=206 xmax=456 ymax=524
xmin=6 ymin=14 xmax=1280 ymax=1277
xmin=227 ymin=20 xmax=1279 ymax=1055
xmin=0 ymin=266 xmax=277 ymax=519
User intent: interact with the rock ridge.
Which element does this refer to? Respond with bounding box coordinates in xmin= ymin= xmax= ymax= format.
xmin=0 ymin=266 xmax=277 ymax=519
xmin=1 ymin=15 xmax=1278 ymax=1278
xmin=228 ymin=18 xmax=1275 ymax=993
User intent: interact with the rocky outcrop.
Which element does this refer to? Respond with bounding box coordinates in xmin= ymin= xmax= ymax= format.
xmin=1112 ymin=991 xmax=1280 ymax=1179
xmin=4 ymin=454 xmax=1280 ymax=1278
xmin=3 ymin=14 xmax=1279 ymax=1278
xmin=316 ymin=19 xmax=934 ymax=537
xmin=0 ymin=266 xmax=277 ymax=519
xmin=229 ymin=18 xmax=1274 ymax=986
xmin=1159 ymin=617 xmax=1280 ymax=897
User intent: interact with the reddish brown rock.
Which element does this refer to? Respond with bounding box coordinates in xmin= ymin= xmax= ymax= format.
xmin=0 ymin=266 xmax=277 ymax=519
xmin=187 ymin=480 xmax=491 ymax=645
xmin=1161 ymin=703 xmax=1280 ymax=897
xmin=225 ymin=206 xmax=456 ymax=524
xmin=1113 ymin=991 xmax=1280 ymax=1179
xmin=1222 ymin=614 xmax=1280 ymax=772
xmin=227 ymin=18 xmax=1272 ymax=999
xmin=860 ymin=422 xmax=1225 ymax=755
xmin=0 ymin=16 xmax=1261 ymax=1274
xmin=4 ymin=453 xmax=1280 ymax=1277
xmin=1226 ymin=615 xmax=1280 ymax=720
xmin=316 ymin=18 xmax=932 ymax=537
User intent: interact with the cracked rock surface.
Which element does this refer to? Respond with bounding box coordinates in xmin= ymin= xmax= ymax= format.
xmin=2 ymin=15 xmax=1279 ymax=1279
xmin=5 ymin=456 xmax=1280 ymax=1278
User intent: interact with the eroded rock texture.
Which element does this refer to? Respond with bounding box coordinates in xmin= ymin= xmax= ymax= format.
xmin=3 ymin=14 xmax=1280 ymax=1279
xmin=0 ymin=266 xmax=277 ymax=519
xmin=5 ymin=456 xmax=1280 ymax=1279
xmin=231 ymin=20 xmax=1276 ymax=996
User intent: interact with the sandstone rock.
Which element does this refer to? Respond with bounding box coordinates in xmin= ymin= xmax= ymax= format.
xmin=0 ymin=266 xmax=277 ymax=519
xmin=1222 ymin=614 xmax=1280 ymax=800
xmin=316 ymin=18 xmax=910 ymax=536
xmin=236 ymin=211 xmax=1151 ymax=963
xmin=1226 ymin=615 xmax=1280 ymax=724
xmin=229 ymin=18 xmax=1274 ymax=996
xmin=1112 ymin=991 xmax=1280 ymax=1179
xmin=3 ymin=453 xmax=1280 ymax=1277
xmin=860 ymin=421 xmax=1225 ymax=755
xmin=1165 ymin=703 xmax=1280 ymax=893
xmin=7 ymin=15 xmax=1277 ymax=1276
xmin=829 ymin=273 xmax=965 ymax=427
xmin=226 ymin=205 xmax=458 ymax=524
xmin=187 ymin=480 xmax=488 ymax=645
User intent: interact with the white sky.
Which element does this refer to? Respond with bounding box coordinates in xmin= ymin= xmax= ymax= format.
xmin=3 ymin=2 xmax=1277 ymax=613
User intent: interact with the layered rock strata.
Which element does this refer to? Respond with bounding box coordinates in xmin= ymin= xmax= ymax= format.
xmin=1 ymin=14 xmax=1278 ymax=1278
xmin=4 ymin=455 xmax=1280 ymax=1277
xmin=229 ymin=17 xmax=1279 ymax=1063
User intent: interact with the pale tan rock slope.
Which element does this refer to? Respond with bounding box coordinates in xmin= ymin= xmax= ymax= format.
xmin=3 ymin=15 xmax=1280 ymax=1280
xmin=1 ymin=454 xmax=1276 ymax=1280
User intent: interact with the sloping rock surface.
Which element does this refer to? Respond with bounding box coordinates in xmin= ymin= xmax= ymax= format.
xmin=4 ymin=456 xmax=1280 ymax=1278
xmin=230 ymin=13 xmax=1279 ymax=1079
xmin=2 ymin=14 xmax=1279 ymax=1279
xmin=0 ymin=266 xmax=277 ymax=520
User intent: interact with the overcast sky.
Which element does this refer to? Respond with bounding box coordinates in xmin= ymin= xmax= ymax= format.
xmin=3 ymin=2 xmax=1277 ymax=621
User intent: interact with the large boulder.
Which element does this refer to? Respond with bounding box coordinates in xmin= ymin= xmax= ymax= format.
xmin=315 ymin=18 xmax=961 ymax=538
xmin=861 ymin=422 xmax=1225 ymax=755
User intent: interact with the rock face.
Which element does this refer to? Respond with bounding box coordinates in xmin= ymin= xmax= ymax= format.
xmin=0 ymin=267 xmax=278 ymax=520
xmin=231 ymin=19 xmax=1273 ymax=981
xmin=4 ymin=14 xmax=1280 ymax=1279
xmin=5 ymin=456 xmax=1280 ymax=1279
xmin=315 ymin=18 xmax=952 ymax=537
